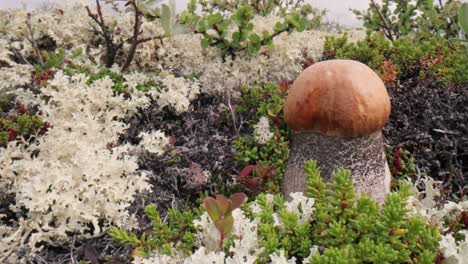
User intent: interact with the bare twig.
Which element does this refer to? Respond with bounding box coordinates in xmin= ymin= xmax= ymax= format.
xmin=226 ymin=91 xmax=239 ymax=137
xmin=86 ymin=0 xmax=160 ymax=71
xmin=10 ymin=47 xmax=33 ymax=66
xmin=25 ymin=14 xmax=44 ymax=67
xmin=121 ymin=0 xmax=142 ymax=71
xmin=69 ymin=235 xmax=76 ymax=264
xmin=254 ymin=0 xmax=261 ymax=14
xmin=432 ymin=129 xmax=463 ymax=136
xmin=369 ymin=0 xmax=394 ymax=41
xmin=33 ymin=255 xmax=49 ymax=264
xmin=86 ymin=0 xmax=122 ymax=68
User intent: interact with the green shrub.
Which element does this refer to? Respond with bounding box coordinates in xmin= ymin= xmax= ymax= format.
xmin=233 ymin=83 xmax=290 ymax=193
xmin=110 ymin=161 xmax=442 ymax=263
xmin=0 ymin=114 xmax=46 ymax=147
xmin=196 ymin=5 xmax=307 ymax=59
xmin=0 ymin=97 xmax=48 ymax=148
xmin=333 ymin=32 xmax=390 ymax=73
xmin=33 ymin=48 xmax=82 ymax=81
xmin=352 ymin=0 xmax=463 ymax=41
xmin=324 ymin=32 xmax=468 ymax=84
xmin=109 ymin=205 xmax=199 ymax=258
xmin=305 ymin=161 xmax=440 ymax=263
xmin=185 ymin=0 xmax=329 ymax=59
xmin=182 ymin=0 xmax=326 ymax=29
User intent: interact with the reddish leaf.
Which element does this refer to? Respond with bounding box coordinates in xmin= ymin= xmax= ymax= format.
xmin=204 ymin=197 xmax=221 ymax=222
xmin=380 ymin=60 xmax=397 ymax=85
xmin=7 ymin=129 xmax=17 ymax=141
xmin=273 ymin=116 xmax=282 ymax=127
xmin=435 ymin=254 xmax=445 ymax=264
xmin=392 ymin=146 xmax=403 ymax=174
xmin=237 ymin=176 xmax=263 ymax=194
xmin=278 ymin=80 xmax=291 ymax=96
xmin=302 ymin=58 xmax=315 ymax=69
xmin=215 ymin=194 xmax=231 ymax=216
xmin=230 ymin=192 xmax=247 ymax=210
xmin=131 ymin=248 xmax=146 ymax=258
xmin=15 ymin=102 xmax=27 ymax=115
xmin=40 ymin=121 xmax=52 ymax=134
xmin=460 ymin=211 xmax=468 ymax=228
xmin=239 ymin=165 xmax=255 ymax=178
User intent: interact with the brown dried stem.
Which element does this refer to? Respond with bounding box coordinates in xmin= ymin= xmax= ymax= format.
xmin=120 ymin=0 xmax=142 ymax=71
xmin=85 ymin=0 xmax=122 ymax=68
xmin=25 ymin=15 xmax=44 ymax=67
xmin=86 ymin=0 xmax=156 ymax=71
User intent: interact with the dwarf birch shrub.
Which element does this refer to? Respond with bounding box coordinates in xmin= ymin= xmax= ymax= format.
xmin=324 ymin=32 xmax=468 ymax=84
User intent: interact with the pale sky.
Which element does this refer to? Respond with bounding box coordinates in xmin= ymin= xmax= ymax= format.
xmin=0 ymin=0 xmax=375 ymax=27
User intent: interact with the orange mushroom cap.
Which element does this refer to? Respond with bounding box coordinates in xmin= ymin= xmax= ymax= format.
xmin=284 ymin=59 xmax=391 ymax=137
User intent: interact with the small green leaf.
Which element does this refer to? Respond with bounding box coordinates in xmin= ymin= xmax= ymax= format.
xmin=240 ymin=31 xmax=248 ymax=41
xmin=266 ymin=41 xmax=274 ymax=49
xmin=267 ymin=103 xmax=282 ymax=117
xmin=197 ymin=21 xmax=206 ymax=32
xmin=216 ymin=42 xmax=226 ymax=49
xmin=232 ymin=31 xmax=240 ymax=41
xmin=218 ymin=21 xmax=229 ymax=32
xmin=286 ymin=15 xmax=300 ymax=28
xmin=274 ymin=22 xmax=287 ymax=32
xmin=201 ymin=38 xmax=210 ymax=48
xmin=207 ymin=13 xmax=223 ymax=26
xmin=249 ymin=33 xmax=260 ymax=43
xmin=214 ymin=215 xmax=234 ymax=235
xmin=247 ymin=44 xmax=256 ymax=55
xmin=246 ymin=22 xmax=254 ymax=31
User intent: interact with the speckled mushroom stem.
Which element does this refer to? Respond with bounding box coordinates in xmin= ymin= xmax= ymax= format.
xmin=282 ymin=131 xmax=391 ymax=203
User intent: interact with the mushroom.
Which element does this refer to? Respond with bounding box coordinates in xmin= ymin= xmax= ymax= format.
xmin=282 ymin=59 xmax=391 ymax=203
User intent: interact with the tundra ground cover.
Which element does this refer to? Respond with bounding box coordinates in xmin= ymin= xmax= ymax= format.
xmin=0 ymin=0 xmax=467 ymax=263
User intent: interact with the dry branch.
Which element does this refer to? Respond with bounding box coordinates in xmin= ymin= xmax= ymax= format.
xmin=85 ymin=0 xmax=156 ymax=71
xmin=25 ymin=14 xmax=44 ymax=67
xmin=370 ymin=0 xmax=394 ymax=41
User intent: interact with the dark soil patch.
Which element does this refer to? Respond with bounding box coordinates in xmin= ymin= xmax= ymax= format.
xmin=36 ymin=235 xmax=130 ymax=264
xmin=120 ymin=95 xmax=241 ymax=220
xmin=383 ymin=78 xmax=468 ymax=199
